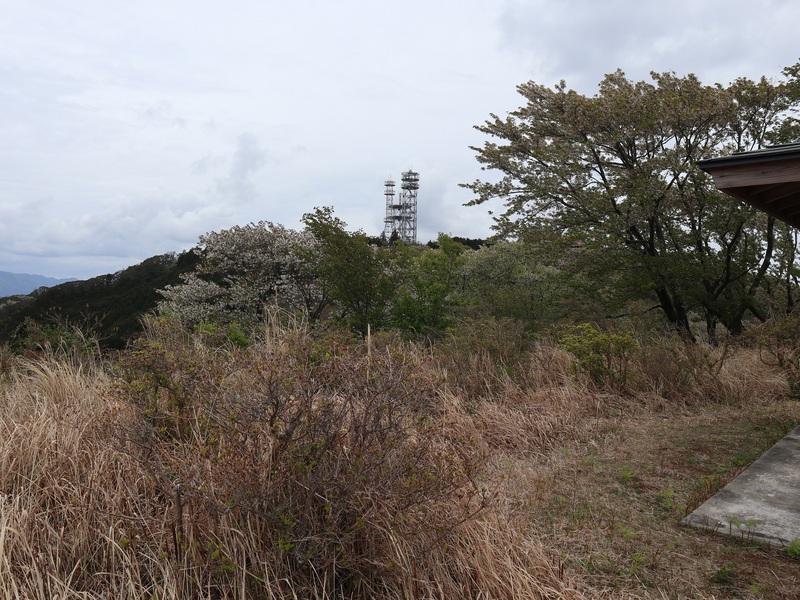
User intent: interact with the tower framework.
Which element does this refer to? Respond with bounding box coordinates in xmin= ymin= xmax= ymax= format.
xmin=383 ymin=170 xmax=419 ymax=244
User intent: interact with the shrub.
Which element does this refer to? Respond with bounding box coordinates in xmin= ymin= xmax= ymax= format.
xmin=10 ymin=313 xmax=103 ymax=359
xmin=741 ymin=311 xmax=800 ymax=398
xmin=193 ymin=320 xmax=253 ymax=348
xmin=112 ymin=316 xmax=490 ymax=597
xmin=435 ymin=316 xmax=531 ymax=403
xmin=555 ymin=323 xmax=638 ymax=391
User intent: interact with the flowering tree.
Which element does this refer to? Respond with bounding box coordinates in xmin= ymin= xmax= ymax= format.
xmin=158 ymin=222 xmax=328 ymax=328
xmin=464 ymin=68 xmax=800 ymax=339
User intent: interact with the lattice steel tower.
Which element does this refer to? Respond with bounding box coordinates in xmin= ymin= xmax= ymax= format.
xmin=383 ymin=170 xmax=419 ymax=244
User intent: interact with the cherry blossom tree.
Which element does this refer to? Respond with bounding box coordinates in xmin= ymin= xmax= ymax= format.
xmin=158 ymin=222 xmax=328 ymax=328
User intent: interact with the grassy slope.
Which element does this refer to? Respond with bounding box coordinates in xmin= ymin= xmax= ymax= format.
xmin=480 ymin=347 xmax=800 ymax=599
xmin=1 ymin=327 xmax=799 ymax=599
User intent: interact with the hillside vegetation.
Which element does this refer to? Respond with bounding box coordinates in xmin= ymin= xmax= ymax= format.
xmin=0 ymin=251 xmax=199 ymax=349
xmin=4 ymin=65 xmax=800 ymax=597
xmin=1 ymin=313 xmax=799 ymax=598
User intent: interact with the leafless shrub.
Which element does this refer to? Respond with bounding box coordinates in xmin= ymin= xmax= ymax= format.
xmin=633 ymin=335 xmax=788 ymax=405
xmin=435 ymin=316 xmax=531 ymax=404
xmin=111 ymin=315 xmax=493 ymax=598
xmin=739 ymin=311 xmax=800 ymax=398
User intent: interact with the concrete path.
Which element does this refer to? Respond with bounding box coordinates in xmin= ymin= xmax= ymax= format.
xmin=682 ymin=425 xmax=800 ymax=550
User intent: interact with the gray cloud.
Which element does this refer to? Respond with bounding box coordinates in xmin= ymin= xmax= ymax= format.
xmin=191 ymin=154 xmax=225 ymax=176
xmin=1 ymin=0 xmax=798 ymax=279
xmin=140 ymin=100 xmax=187 ymax=128
xmin=215 ymin=133 xmax=269 ymax=204
xmin=497 ymin=1 xmax=799 ymax=94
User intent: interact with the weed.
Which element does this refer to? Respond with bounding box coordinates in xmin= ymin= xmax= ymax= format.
xmin=709 ymin=566 xmax=736 ymax=585
xmin=725 ymin=515 xmax=763 ymax=540
xmin=748 ymin=581 xmax=767 ymax=596
xmin=787 ymin=538 xmax=800 ymax=560
xmin=626 ymin=552 xmax=647 ymax=577
xmin=618 ymin=462 xmax=636 ymax=481
xmin=655 ymin=488 xmax=676 ymax=512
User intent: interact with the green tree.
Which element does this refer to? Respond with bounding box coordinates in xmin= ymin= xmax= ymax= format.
xmin=464 ymin=68 xmax=800 ymax=339
xmin=459 ymin=240 xmax=568 ymax=328
xmin=392 ymin=234 xmax=467 ymax=336
xmin=301 ymin=207 xmax=405 ymax=335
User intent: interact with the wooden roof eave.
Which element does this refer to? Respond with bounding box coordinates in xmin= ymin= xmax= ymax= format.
xmin=698 ymin=144 xmax=800 ymax=229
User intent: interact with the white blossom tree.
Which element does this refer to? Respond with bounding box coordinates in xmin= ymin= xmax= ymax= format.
xmin=158 ymin=222 xmax=328 ymax=328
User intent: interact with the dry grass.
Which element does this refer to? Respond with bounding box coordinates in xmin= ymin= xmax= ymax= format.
xmin=477 ymin=342 xmax=800 ymax=599
xmin=0 ymin=353 xmax=161 ymax=599
xmin=1 ymin=322 xmax=799 ymax=598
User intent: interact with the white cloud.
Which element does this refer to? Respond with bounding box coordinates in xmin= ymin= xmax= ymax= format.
xmin=215 ymin=132 xmax=269 ymax=204
xmin=0 ymin=0 xmax=798 ymax=278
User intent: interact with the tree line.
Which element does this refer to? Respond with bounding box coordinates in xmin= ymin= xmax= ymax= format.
xmin=3 ymin=63 xmax=800 ymax=349
xmin=463 ymin=64 xmax=800 ymax=341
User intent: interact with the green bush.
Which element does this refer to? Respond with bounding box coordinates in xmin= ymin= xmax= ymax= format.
xmin=193 ymin=320 xmax=253 ymax=348
xmin=10 ymin=314 xmax=102 ymax=359
xmin=788 ymin=538 xmax=800 ymax=560
xmin=555 ymin=323 xmax=638 ymax=390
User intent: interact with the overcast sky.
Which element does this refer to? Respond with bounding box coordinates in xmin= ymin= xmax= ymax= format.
xmin=2 ymin=0 xmax=798 ymax=279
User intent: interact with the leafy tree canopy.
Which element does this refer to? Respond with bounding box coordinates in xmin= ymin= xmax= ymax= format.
xmin=158 ymin=222 xmax=327 ymax=329
xmin=301 ymin=207 xmax=406 ymax=336
xmin=464 ymin=66 xmax=800 ymax=339
xmin=392 ymin=233 xmax=468 ymax=337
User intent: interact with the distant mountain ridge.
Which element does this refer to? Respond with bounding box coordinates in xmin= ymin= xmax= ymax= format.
xmin=0 ymin=251 xmax=200 ymax=349
xmin=0 ymin=271 xmax=76 ymax=297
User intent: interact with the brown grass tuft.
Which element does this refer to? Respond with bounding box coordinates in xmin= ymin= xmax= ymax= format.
xmin=2 ymin=321 xmax=799 ymax=598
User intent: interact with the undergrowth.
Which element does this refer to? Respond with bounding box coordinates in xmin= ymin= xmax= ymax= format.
xmin=1 ymin=314 xmax=798 ymax=598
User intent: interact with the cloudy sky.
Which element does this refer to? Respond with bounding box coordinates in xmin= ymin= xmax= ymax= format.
xmin=2 ymin=0 xmax=798 ymax=279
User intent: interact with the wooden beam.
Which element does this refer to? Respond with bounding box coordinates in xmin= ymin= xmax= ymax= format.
xmin=706 ymin=160 xmax=800 ymax=189
xmin=750 ymin=181 xmax=797 ymax=199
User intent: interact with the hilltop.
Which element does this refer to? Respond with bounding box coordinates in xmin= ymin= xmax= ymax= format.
xmin=0 ymin=250 xmax=199 ymax=348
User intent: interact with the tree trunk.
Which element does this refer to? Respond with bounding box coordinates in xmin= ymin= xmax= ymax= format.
xmin=655 ymin=287 xmax=695 ymax=342
xmin=706 ymin=314 xmax=719 ymax=346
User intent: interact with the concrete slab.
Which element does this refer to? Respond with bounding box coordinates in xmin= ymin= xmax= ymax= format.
xmin=682 ymin=425 xmax=800 ymax=550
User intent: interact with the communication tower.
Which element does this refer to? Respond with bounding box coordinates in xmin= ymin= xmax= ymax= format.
xmin=383 ymin=178 xmax=396 ymax=240
xmin=383 ymin=170 xmax=419 ymax=244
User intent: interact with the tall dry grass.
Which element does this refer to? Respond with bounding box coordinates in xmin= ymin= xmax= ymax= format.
xmin=0 ymin=352 xmax=163 ymax=599
xmin=632 ymin=336 xmax=789 ymax=405
xmin=1 ymin=314 xmax=794 ymax=599
xmin=0 ymin=317 xmax=591 ymax=599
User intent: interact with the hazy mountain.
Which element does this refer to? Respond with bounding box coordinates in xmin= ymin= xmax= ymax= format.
xmin=0 ymin=251 xmax=200 ymax=349
xmin=0 ymin=271 xmax=76 ymax=297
